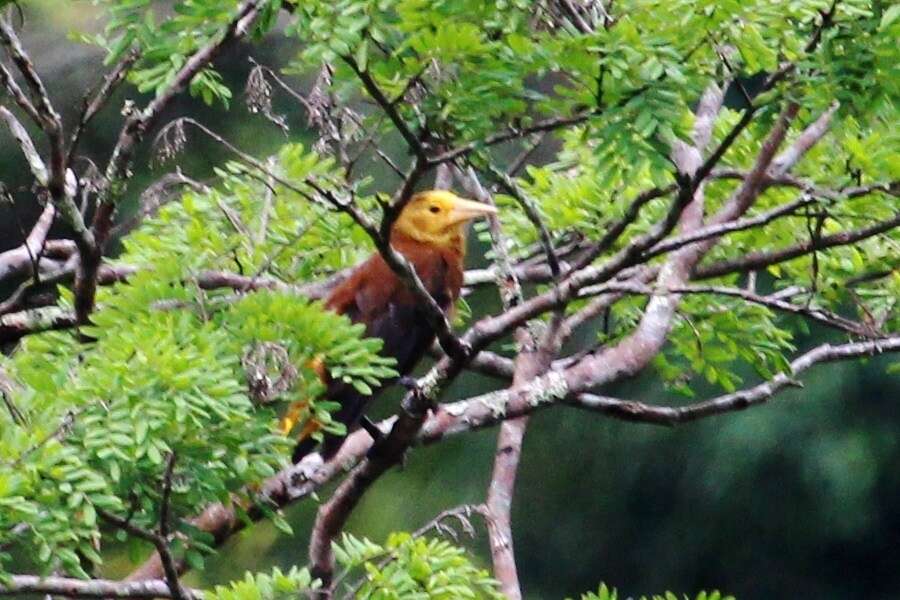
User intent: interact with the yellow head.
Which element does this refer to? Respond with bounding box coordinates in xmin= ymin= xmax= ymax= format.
xmin=392 ymin=190 xmax=497 ymax=249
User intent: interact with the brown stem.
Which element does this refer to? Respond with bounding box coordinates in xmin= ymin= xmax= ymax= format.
xmin=695 ymin=212 xmax=900 ymax=279
xmin=97 ymin=509 xmax=188 ymax=600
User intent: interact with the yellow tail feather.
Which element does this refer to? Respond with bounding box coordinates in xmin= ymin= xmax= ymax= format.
xmin=279 ymin=399 xmax=323 ymax=444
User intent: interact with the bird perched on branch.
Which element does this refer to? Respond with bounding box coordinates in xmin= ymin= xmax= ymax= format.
xmin=284 ymin=190 xmax=497 ymax=462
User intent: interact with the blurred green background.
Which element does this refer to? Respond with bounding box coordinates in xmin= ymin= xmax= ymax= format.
xmin=1 ymin=4 xmax=898 ymax=599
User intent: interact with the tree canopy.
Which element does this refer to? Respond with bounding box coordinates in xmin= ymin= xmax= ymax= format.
xmin=0 ymin=0 xmax=897 ymax=598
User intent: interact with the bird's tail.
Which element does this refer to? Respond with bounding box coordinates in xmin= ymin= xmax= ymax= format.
xmin=291 ymin=428 xmax=320 ymax=463
xmin=280 ymin=399 xmax=325 ymax=463
xmin=281 ymin=355 xmax=332 ymax=463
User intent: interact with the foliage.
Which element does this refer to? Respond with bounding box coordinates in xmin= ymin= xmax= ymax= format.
xmin=332 ymin=532 xmax=504 ymax=599
xmin=203 ymin=566 xmax=319 ymax=600
xmin=199 ymin=532 xmax=502 ymax=599
xmin=0 ymin=147 xmax=396 ymax=577
xmin=82 ymin=0 xmax=286 ymax=105
xmin=656 ymin=296 xmax=795 ymax=396
xmin=572 ymin=584 xmax=735 ymax=600
xmin=0 ymin=0 xmax=897 ymax=597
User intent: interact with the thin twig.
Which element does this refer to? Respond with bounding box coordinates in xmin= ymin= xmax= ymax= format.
xmin=695 ymin=212 xmax=900 ymax=279
xmin=68 ymin=49 xmax=140 ymax=162
xmin=98 ymin=509 xmax=188 ymax=600
xmin=488 ymin=164 xmax=561 ymax=278
xmin=159 ymin=453 xmax=177 ymax=539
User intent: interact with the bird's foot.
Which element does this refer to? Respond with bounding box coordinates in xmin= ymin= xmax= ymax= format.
xmin=398 ymin=375 xmax=438 ymax=413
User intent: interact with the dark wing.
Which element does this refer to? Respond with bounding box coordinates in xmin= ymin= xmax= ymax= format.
xmin=329 ymin=247 xmax=451 ymax=374
xmin=297 ymin=251 xmax=448 ymax=461
xmin=298 ymin=300 xmax=437 ymax=461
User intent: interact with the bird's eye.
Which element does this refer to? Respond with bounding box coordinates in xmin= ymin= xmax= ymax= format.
xmin=429 ymin=205 xmax=440 ymax=213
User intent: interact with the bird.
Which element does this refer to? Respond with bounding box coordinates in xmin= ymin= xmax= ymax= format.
xmin=283 ymin=190 xmax=497 ymax=462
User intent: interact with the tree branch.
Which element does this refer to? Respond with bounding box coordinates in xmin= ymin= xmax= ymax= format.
xmin=488 ymin=165 xmax=561 ymax=278
xmin=68 ymin=48 xmax=140 ymax=162
xmin=770 ymin=101 xmax=839 ymax=177
xmin=643 ymin=190 xmax=816 ymax=260
xmin=98 ymin=509 xmax=188 ymax=600
xmin=307 ymin=388 xmax=434 ymax=594
xmin=342 ymin=54 xmax=425 ymax=160
xmin=0 ymin=60 xmax=42 ymax=126
xmin=0 ymin=202 xmax=55 ymax=282
xmin=0 ymin=15 xmax=60 ymax=132
xmin=0 ymin=575 xmax=200 ymax=599
xmin=0 ymin=15 xmax=89 ymax=257
xmin=126 ymin=329 xmax=900 ymax=584
xmin=458 ymin=168 xmax=539 ymax=600
xmin=424 ymin=336 xmax=900 ymax=435
xmin=568 ymin=184 xmax=675 ymax=273
xmin=695 ymin=212 xmax=900 ymax=279
xmin=577 ymin=281 xmax=879 ymax=338
xmin=0 ymin=104 xmax=48 ymax=184
xmin=565 ymin=83 xmax=754 ymax=392
xmin=77 ymin=0 xmax=265 ymax=323
xmin=0 ymin=306 xmax=75 ymax=342
xmin=428 ymin=110 xmax=594 ymax=166
xmin=109 ymin=170 xmax=210 ymax=238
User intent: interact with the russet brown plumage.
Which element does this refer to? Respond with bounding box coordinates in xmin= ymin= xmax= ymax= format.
xmin=288 ymin=190 xmax=496 ymax=462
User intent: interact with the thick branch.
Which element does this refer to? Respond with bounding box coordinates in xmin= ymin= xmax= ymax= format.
xmin=459 ymin=168 xmax=537 ymax=599
xmin=770 ymin=101 xmax=839 ymax=177
xmin=540 ymin=99 xmax=810 ymax=418
xmin=425 ymin=336 xmax=900 ymax=434
xmin=483 ymin=351 xmax=532 ymax=600
xmin=0 ymin=16 xmax=88 ymax=255
xmin=0 ymin=306 xmax=75 ymax=342
xmin=713 ymin=102 xmax=800 ymax=226
xmin=308 ymin=390 xmax=433 ymax=593
xmin=0 ymin=575 xmax=200 ymax=599
xmin=576 ymin=337 xmax=900 ymax=421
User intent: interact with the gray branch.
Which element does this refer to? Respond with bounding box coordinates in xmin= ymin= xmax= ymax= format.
xmin=0 ymin=575 xmax=200 ymax=599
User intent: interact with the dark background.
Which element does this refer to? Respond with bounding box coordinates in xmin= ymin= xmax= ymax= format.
xmin=2 ymin=4 xmax=898 ymax=598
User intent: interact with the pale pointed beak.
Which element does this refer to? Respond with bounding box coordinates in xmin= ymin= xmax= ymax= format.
xmin=448 ymin=197 xmax=498 ymax=224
